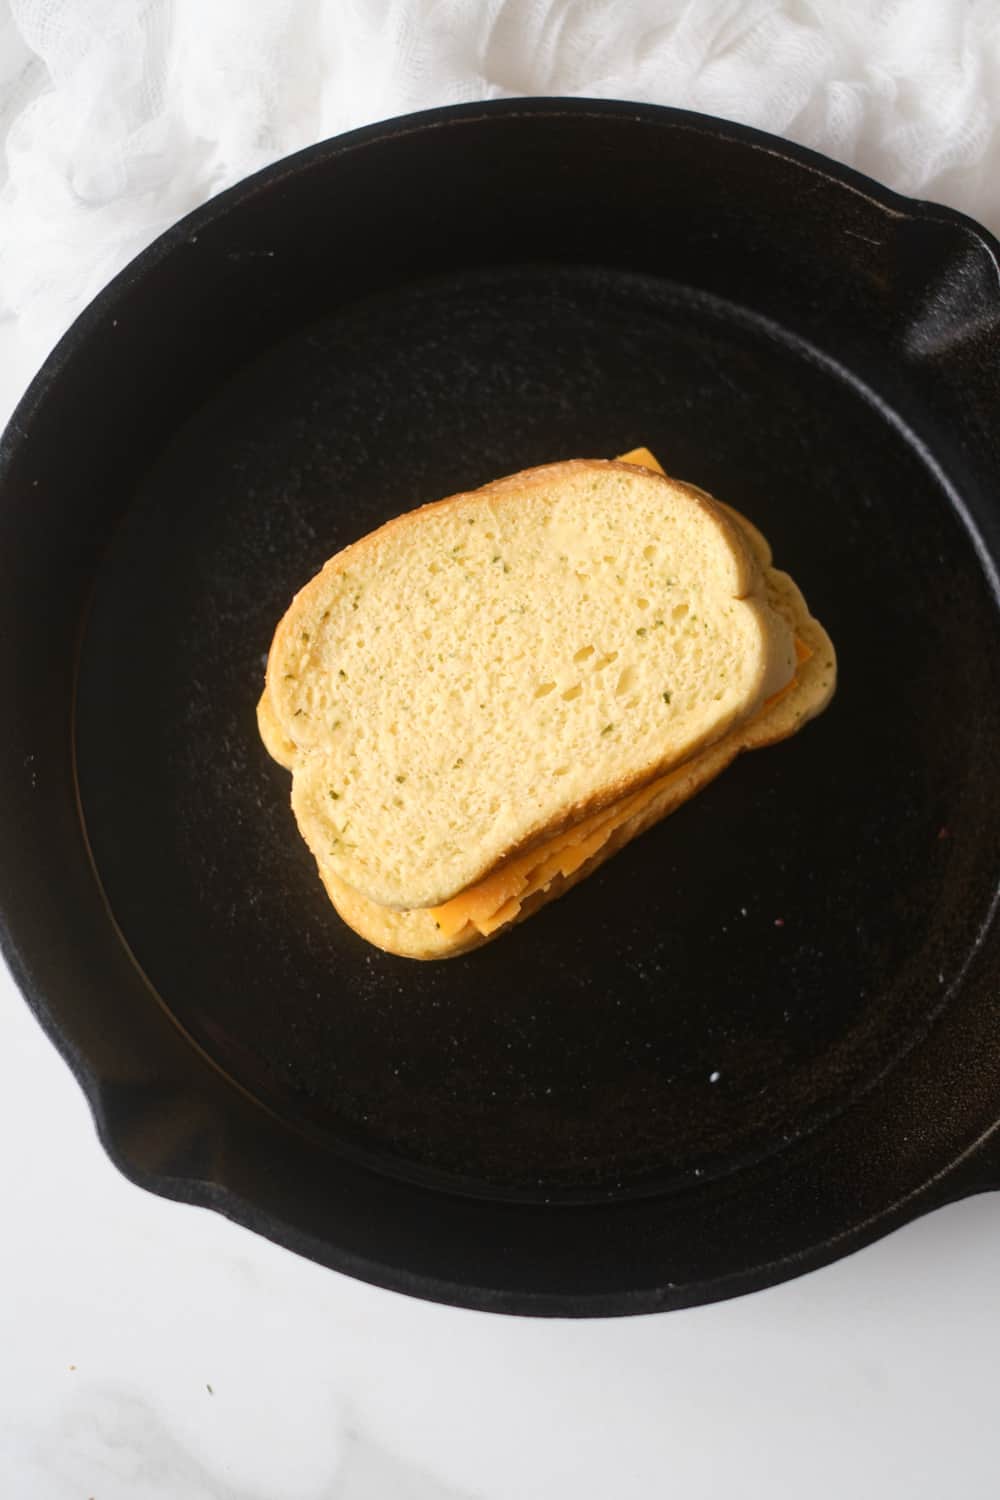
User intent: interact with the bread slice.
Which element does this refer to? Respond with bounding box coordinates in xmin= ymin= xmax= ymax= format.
xmin=304 ymin=503 xmax=835 ymax=957
xmin=261 ymin=460 xmax=797 ymax=911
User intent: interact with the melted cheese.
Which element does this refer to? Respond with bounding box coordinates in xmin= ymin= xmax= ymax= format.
xmin=431 ymin=767 xmax=672 ymax=938
xmin=429 ymin=448 xmax=810 ymax=940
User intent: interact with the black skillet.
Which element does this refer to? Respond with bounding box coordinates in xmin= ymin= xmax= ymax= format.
xmin=2 ymin=100 xmax=999 ymax=1316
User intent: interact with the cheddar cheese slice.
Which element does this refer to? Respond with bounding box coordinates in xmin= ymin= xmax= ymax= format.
xmin=618 ymin=445 xmax=666 ymax=474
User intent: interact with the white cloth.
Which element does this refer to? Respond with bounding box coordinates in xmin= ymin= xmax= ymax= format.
xmin=1 ymin=0 xmax=999 ymax=423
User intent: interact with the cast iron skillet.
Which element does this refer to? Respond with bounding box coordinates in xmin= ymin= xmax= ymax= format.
xmin=1 ymin=100 xmax=999 ymax=1316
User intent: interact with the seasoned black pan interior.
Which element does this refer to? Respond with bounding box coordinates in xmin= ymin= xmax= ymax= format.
xmin=75 ymin=261 xmax=998 ymax=1199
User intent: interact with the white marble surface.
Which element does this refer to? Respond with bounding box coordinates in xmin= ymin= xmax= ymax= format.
xmin=2 ymin=951 xmax=1000 ymax=1499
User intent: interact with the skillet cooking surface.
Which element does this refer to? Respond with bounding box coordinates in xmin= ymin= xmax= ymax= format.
xmin=76 ymin=265 xmax=995 ymax=1197
xmin=2 ymin=101 xmax=999 ymax=1312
